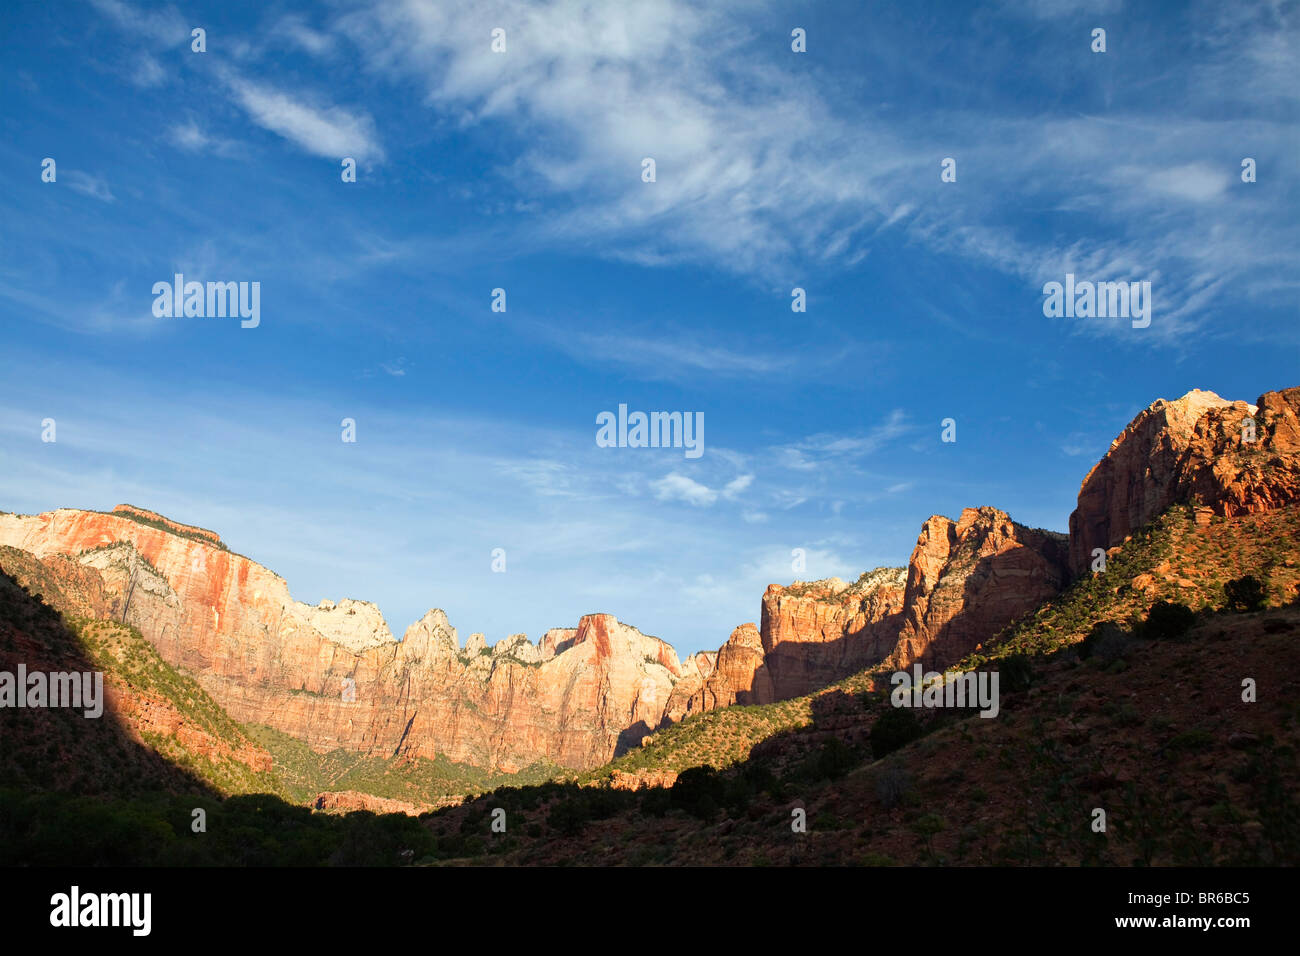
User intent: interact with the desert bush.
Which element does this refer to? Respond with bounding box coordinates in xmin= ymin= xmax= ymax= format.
xmin=871 ymin=707 xmax=922 ymax=759
xmin=875 ymin=764 xmax=913 ymax=809
xmin=1143 ymin=600 xmax=1196 ymax=641
xmin=996 ymin=654 xmax=1035 ymax=692
xmin=546 ymin=796 xmax=589 ymax=835
xmin=1224 ymin=575 xmax=1267 ymax=613
xmin=1079 ymin=621 xmax=1132 ymax=663
xmin=671 ymin=766 xmax=726 ymax=821
xmin=812 ymin=737 xmax=857 ymax=781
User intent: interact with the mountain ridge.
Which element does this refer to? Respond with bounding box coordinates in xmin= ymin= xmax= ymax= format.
xmin=3 ymin=386 xmax=1297 ymax=776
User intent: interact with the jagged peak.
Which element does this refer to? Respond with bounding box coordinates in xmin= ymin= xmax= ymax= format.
xmin=405 ymin=607 xmax=453 ymax=631
xmin=401 ymin=608 xmax=460 ymax=657
xmin=1129 ymin=388 xmax=1250 ymax=434
xmin=297 ymin=597 xmax=394 ymax=652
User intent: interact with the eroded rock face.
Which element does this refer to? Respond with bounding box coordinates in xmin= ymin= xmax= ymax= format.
xmin=683 ymin=511 xmax=1070 ymax=704
xmin=312 ymin=791 xmax=447 ymax=816
xmin=668 ymin=571 xmax=913 ymax=716
xmin=0 ymin=510 xmax=685 ymax=773
xmin=1068 ymin=389 xmax=1236 ymax=575
xmin=110 ymin=683 xmax=272 ymax=774
xmin=678 ymin=387 xmax=1297 ymax=708
xmin=610 ymin=769 xmax=678 ymax=791
xmin=1068 ymin=388 xmax=1300 ymax=575
xmin=759 ymin=570 xmax=908 ymax=700
xmin=889 ymin=507 xmax=1070 ymax=669
xmin=19 ymin=390 xmax=1287 ymax=772
xmin=666 ymin=622 xmax=773 ymax=719
xmin=1177 ymin=388 xmax=1300 ymax=518
xmin=671 ymin=512 xmax=1073 ymax=711
xmin=0 ymin=544 xmax=274 ymax=794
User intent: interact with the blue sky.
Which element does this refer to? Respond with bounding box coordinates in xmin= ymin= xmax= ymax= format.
xmin=1 ymin=0 xmax=1297 ymax=655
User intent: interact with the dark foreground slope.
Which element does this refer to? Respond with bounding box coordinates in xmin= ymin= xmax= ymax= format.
xmin=0 ymin=549 xmax=436 ymax=865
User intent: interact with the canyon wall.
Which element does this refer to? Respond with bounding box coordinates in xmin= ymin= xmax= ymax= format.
xmin=0 ymin=507 xmax=681 ymax=772
xmin=888 ymin=507 xmax=1069 ymax=669
xmin=1068 ymin=387 xmax=1300 ymax=575
xmin=687 ymin=511 xmax=1070 ymax=706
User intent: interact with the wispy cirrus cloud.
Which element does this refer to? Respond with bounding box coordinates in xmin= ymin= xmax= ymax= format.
xmin=268 ymin=14 xmax=337 ymax=57
xmin=87 ymin=0 xmax=186 ymax=44
xmin=775 ymin=410 xmax=911 ymax=471
xmin=63 ymin=171 xmax=115 ymax=203
xmin=86 ymin=1 xmax=385 ymax=164
xmin=79 ymin=0 xmax=1299 ymax=339
xmin=223 ymin=74 xmax=385 ymax=162
xmin=324 ymin=0 xmax=1296 ymax=338
xmin=649 ymin=471 xmax=756 ymax=508
xmin=130 ymin=53 xmax=166 ymax=88
xmin=167 ymin=119 xmax=242 ymax=157
xmin=533 ymin=324 xmax=836 ymax=382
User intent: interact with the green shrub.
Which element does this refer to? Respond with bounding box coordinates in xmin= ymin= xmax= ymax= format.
xmin=874 ymin=764 xmax=912 ymax=809
xmin=640 ymin=787 xmax=672 ymax=817
xmin=996 ymin=654 xmax=1035 ymax=692
xmin=1166 ymin=729 xmax=1214 ymax=753
xmin=1224 ymin=575 xmax=1267 ymax=612
xmin=870 ymin=707 xmax=922 ymax=759
xmin=1079 ymin=621 xmax=1131 ymax=663
xmin=1143 ymin=600 xmax=1196 ymax=641
xmin=814 ymin=737 xmax=857 ymax=781
xmin=547 ymin=797 xmax=590 ymax=835
xmin=671 ymin=766 xmax=726 ymax=821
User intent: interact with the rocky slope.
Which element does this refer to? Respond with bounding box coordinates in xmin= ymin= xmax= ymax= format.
xmin=435 ymin=594 xmax=1300 ymax=867
xmin=0 ymin=545 xmax=274 ymax=798
xmin=445 ymin=502 xmax=1300 ymax=867
xmin=589 ymin=503 xmax=1300 ymax=784
xmin=691 ymin=386 xmax=1299 ymax=704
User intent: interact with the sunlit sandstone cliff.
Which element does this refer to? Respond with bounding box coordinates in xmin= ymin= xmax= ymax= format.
xmin=0 ymin=507 xmax=680 ymax=772
xmin=684 ymin=512 xmax=1069 ymax=708
xmin=1069 ymin=387 xmax=1300 ymax=574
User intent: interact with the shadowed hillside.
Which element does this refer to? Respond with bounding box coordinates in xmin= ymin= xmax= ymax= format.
xmin=0 ymin=548 xmax=493 ymax=865
xmin=0 ymin=546 xmax=218 ymax=797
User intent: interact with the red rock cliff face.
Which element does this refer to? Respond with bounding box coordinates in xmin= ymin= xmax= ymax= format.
xmin=666 ymin=623 xmax=772 ymax=719
xmin=1176 ymin=388 xmax=1300 ymax=517
xmin=1068 ymin=388 xmax=1300 ymax=575
xmin=0 ymin=510 xmax=684 ymax=772
xmin=759 ymin=570 xmax=908 ymax=700
xmin=110 ymin=504 xmax=223 ymax=545
xmin=669 ymin=570 xmax=910 ymax=715
xmin=889 ymin=507 xmax=1070 ymax=669
xmin=676 ymin=511 xmax=1071 ymax=710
